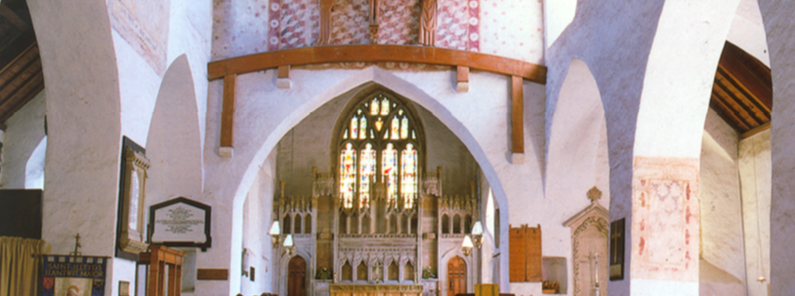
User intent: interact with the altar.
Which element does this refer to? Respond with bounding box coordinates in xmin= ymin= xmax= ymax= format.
xmin=329 ymin=284 xmax=423 ymax=296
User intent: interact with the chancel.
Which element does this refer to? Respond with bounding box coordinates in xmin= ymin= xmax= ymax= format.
xmin=0 ymin=0 xmax=792 ymax=295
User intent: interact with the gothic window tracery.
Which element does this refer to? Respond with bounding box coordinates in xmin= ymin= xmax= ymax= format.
xmin=337 ymin=92 xmax=423 ymax=212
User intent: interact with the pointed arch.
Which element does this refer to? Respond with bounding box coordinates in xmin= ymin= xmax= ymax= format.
xmin=546 ymin=58 xmax=609 ymax=209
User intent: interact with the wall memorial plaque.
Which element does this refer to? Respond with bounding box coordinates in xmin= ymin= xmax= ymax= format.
xmin=149 ymin=197 xmax=212 ymax=251
xmin=609 ymin=218 xmax=625 ymax=281
xmin=116 ymin=137 xmax=150 ymax=259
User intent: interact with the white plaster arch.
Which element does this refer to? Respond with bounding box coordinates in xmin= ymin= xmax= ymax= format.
xmin=727 ymin=0 xmax=770 ymax=66
xmin=547 ymin=58 xmax=609 ymax=207
xmin=145 ymin=54 xmax=204 ymax=205
xmin=756 ymin=0 xmax=795 ymax=294
xmin=24 ymin=136 xmax=46 ymax=189
xmin=634 ymin=0 xmax=742 ymax=158
xmin=207 ymin=67 xmax=516 ymax=294
xmin=28 ymin=0 xmax=123 ymax=254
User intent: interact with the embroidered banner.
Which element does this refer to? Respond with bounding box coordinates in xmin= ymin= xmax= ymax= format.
xmin=41 ymin=255 xmax=108 ymax=296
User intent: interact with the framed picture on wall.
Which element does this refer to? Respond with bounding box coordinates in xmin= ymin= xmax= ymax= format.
xmin=116 ymin=137 xmax=151 ymax=258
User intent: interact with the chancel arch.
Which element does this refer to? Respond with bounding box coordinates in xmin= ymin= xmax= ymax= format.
xmin=264 ymin=81 xmax=499 ymax=295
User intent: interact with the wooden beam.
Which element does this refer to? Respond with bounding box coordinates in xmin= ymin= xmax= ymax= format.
xmin=511 ymin=75 xmax=524 ymax=157
xmin=740 ymin=122 xmax=770 ymax=139
xmin=456 ymin=66 xmax=469 ymax=92
xmin=208 ymin=45 xmax=547 ymax=84
xmin=220 ymin=74 xmax=236 ymax=151
xmin=277 ymin=65 xmax=291 ymax=89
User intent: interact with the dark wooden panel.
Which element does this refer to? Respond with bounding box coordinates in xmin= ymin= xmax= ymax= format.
xmin=525 ymin=225 xmax=542 ymax=282
xmin=0 ymin=189 xmax=42 ymax=239
xmin=221 ymin=74 xmax=236 ymax=148
xmin=197 ymin=268 xmax=229 ymax=280
xmin=511 ymin=76 xmax=524 ymax=154
xmin=509 ymin=225 xmax=526 ymax=282
xmin=208 ymin=45 xmax=547 ymax=84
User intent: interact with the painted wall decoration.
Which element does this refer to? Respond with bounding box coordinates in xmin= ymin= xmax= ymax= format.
xmin=41 ymin=256 xmax=108 ymax=296
xmin=108 ymin=0 xmax=170 ymax=74
xmin=631 ymin=156 xmax=699 ymax=282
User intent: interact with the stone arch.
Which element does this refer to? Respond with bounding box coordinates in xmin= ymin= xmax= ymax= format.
xmin=146 ymin=55 xmax=203 ymax=205
xmin=634 ymin=0 xmax=742 ymax=159
xmin=220 ymin=67 xmax=515 ymax=293
xmin=547 ymin=58 xmax=609 ymax=212
xmin=28 ymin=0 xmax=123 ymax=262
xmin=756 ymin=0 xmax=795 ymax=294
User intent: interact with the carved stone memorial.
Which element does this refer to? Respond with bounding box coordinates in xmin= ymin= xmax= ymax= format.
xmin=563 ymin=187 xmax=609 ymax=296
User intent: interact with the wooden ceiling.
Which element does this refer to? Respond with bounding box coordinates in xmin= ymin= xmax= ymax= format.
xmin=0 ymin=0 xmax=41 ymax=130
xmin=710 ymin=41 xmax=772 ymax=138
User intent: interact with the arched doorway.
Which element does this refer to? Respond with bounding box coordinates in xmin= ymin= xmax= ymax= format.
xmin=288 ymin=256 xmax=307 ymax=296
xmin=447 ymin=256 xmax=466 ymax=296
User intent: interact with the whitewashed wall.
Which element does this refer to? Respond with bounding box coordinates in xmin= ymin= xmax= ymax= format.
xmin=0 ymin=90 xmax=45 ymax=189
xmin=699 ymin=110 xmax=745 ymax=295
xmin=240 ymin=152 xmax=277 ymax=295
xmin=739 ymin=129 xmax=771 ymax=296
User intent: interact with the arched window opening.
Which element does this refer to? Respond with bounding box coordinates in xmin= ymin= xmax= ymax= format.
xmin=362 ymin=214 xmax=371 ymax=234
xmin=357 ymin=263 xmax=368 ymax=281
xmin=404 ymin=262 xmax=415 ymax=282
xmin=283 ymin=215 xmax=292 ymax=235
xmin=388 ymin=261 xmax=399 ymax=281
xmin=465 ymin=215 xmax=472 ymax=234
xmin=336 ymin=92 xmax=423 ymax=211
xmin=342 ymin=262 xmax=353 ymax=281
xmin=442 ymin=214 xmax=450 ymax=234
xmin=304 ymin=214 xmax=312 ymax=233
xmin=351 ymin=213 xmax=360 ymax=234
xmin=401 ymin=213 xmax=409 ymax=234
xmin=294 ymin=215 xmax=303 ymax=234
xmin=453 ymin=215 xmax=461 ymax=234
xmin=389 ymin=213 xmax=398 ymax=234
xmin=340 ymin=212 xmax=348 ymax=234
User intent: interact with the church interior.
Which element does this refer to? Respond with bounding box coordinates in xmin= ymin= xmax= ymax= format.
xmin=0 ymin=0 xmax=793 ymax=295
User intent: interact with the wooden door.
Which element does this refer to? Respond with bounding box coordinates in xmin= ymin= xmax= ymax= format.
xmin=447 ymin=256 xmax=466 ymax=296
xmin=288 ymin=256 xmax=307 ymax=296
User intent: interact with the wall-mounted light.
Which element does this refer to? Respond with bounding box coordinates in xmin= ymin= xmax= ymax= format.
xmin=283 ymin=234 xmax=294 ymax=255
xmin=269 ymin=220 xmax=281 ymax=247
xmin=471 ymin=221 xmax=483 ymax=248
xmin=462 ymin=235 xmax=474 ymax=256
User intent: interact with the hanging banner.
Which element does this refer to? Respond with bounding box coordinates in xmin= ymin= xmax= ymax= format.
xmin=41 ymin=255 xmax=108 ymax=296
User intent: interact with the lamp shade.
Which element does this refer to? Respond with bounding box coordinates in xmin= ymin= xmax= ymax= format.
xmin=471 ymin=221 xmax=483 ymax=235
xmin=269 ymin=220 xmax=281 ymax=236
xmin=462 ymin=235 xmax=474 ymax=249
xmin=283 ymin=234 xmax=294 ymax=247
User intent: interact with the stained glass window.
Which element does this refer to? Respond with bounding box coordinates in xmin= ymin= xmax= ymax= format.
xmin=381 ymin=98 xmax=390 ymax=115
xmin=339 ymin=93 xmax=422 ymax=211
xmin=359 ymin=117 xmax=367 ymax=139
xmin=351 ymin=117 xmax=359 ymax=140
xmin=375 ymin=117 xmax=384 ymax=131
xmin=400 ymin=116 xmax=409 ymax=139
xmin=371 ymin=98 xmax=379 ymax=115
xmin=382 ymin=143 xmax=398 ymax=207
xmin=340 ymin=143 xmax=357 ymax=209
xmin=391 ymin=116 xmax=400 ymax=140
xmin=401 ymin=144 xmax=417 ymax=209
xmin=360 ymin=143 xmax=376 ymax=208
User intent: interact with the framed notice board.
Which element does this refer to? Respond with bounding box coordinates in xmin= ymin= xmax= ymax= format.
xmin=509 ymin=224 xmax=542 ymax=282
